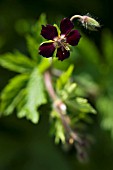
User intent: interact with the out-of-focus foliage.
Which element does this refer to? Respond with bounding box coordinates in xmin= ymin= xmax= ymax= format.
xmin=76 ymin=30 xmax=113 ymax=140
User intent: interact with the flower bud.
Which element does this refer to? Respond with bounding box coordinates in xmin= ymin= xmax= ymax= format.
xmin=79 ymin=15 xmax=100 ymax=31
xmin=70 ymin=14 xmax=100 ymax=31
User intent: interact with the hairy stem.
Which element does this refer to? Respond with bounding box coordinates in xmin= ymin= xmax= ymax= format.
xmin=44 ymin=71 xmax=81 ymax=143
xmin=70 ymin=15 xmax=83 ymax=22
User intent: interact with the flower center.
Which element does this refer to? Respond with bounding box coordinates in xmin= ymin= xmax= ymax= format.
xmin=53 ymin=35 xmax=67 ymax=48
xmin=53 ymin=35 xmax=70 ymax=52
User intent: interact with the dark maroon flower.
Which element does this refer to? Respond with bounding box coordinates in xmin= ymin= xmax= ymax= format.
xmin=39 ymin=18 xmax=81 ymax=61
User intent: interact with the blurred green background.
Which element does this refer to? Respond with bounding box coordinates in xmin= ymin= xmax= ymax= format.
xmin=0 ymin=0 xmax=113 ymax=170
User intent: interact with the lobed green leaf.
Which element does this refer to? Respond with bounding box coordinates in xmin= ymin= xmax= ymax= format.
xmin=56 ymin=65 xmax=74 ymax=91
xmin=66 ymin=97 xmax=96 ymax=114
xmin=0 ymin=74 xmax=29 ymax=115
xmin=17 ymin=68 xmax=47 ymax=123
xmin=50 ymin=110 xmax=65 ymax=144
xmin=0 ymin=51 xmax=36 ymax=73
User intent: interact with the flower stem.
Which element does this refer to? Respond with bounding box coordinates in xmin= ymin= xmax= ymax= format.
xmin=44 ymin=70 xmax=81 ymax=143
xmin=44 ymin=71 xmax=56 ymax=101
xmin=70 ymin=15 xmax=83 ymax=22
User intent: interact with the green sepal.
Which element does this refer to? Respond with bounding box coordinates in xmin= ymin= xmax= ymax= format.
xmin=53 ymin=24 xmax=61 ymax=36
xmin=56 ymin=65 xmax=74 ymax=91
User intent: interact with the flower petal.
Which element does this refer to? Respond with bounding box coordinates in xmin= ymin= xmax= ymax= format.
xmin=41 ymin=25 xmax=58 ymax=40
xmin=66 ymin=30 xmax=81 ymax=46
xmin=39 ymin=42 xmax=55 ymax=57
xmin=56 ymin=47 xmax=70 ymax=61
xmin=60 ymin=18 xmax=74 ymax=35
